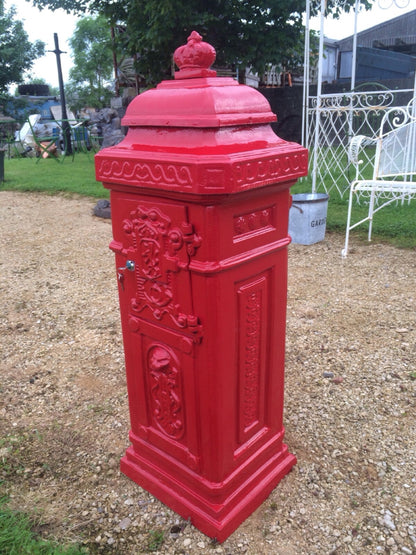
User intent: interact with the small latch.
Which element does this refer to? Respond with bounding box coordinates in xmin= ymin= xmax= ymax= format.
xmin=117 ymin=260 xmax=135 ymax=290
xmin=123 ymin=260 xmax=135 ymax=271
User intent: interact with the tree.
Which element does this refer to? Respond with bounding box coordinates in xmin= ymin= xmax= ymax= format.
xmin=28 ymin=0 xmax=374 ymax=86
xmin=0 ymin=2 xmax=45 ymax=93
xmin=66 ymin=15 xmax=114 ymax=108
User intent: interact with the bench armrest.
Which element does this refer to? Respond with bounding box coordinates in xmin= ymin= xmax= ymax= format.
xmin=348 ymin=134 xmax=378 ymax=182
xmin=348 ymin=135 xmax=376 ymax=165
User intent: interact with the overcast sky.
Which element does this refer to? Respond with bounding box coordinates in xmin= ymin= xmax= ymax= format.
xmin=309 ymin=1 xmax=415 ymax=39
xmin=5 ymin=0 xmax=80 ymax=88
xmin=4 ymin=0 xmax=416 ymax=89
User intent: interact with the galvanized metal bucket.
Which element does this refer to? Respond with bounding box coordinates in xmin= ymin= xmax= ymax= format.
xmin=289 ymin=193 xmax=329 ymax=245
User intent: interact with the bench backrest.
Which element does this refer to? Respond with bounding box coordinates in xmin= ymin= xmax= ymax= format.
xmin=376 ymin=103 xmax=416 ymax=180
xmin=377 ymin=120 xmax=416 ymax=179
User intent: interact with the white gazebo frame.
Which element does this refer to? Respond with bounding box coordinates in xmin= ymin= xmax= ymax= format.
xmin=303 ymin=0 xmax=416 ymax=197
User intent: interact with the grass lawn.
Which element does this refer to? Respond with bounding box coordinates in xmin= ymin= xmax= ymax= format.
xmin=0 ymin=497 xmax=86 ymax=555
xmin=1 ymin=154 xmax=107 ymax=199
xmin=1 ymin=153 xmax=415 ymax=250
xmin=291 ymin=177 xmax=416 ymax=250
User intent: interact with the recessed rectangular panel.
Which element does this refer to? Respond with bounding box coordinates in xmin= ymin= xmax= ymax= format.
xmin=128 ymin=322 xmax=200 ymax=472
xmin=233 ymin=205 xmax=276 ymax=243
xmin=236 ymin=272 xmax=269 ymax=446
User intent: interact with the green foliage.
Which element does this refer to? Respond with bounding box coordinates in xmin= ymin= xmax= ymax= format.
xmin=114 ymin=0 xmax=309 ymax=84
xmin=0 ymin=5 xmax=45 ymax=93
xmin=28 ymin=0 xmax=374 ymax=87
xmin=146 ymin=529 xmax=165 ymax=552
xmin=0 ymin=497 xmax=86 ymax=555
xmin=29 ymin=0 xmax=374 ymax=19
xmin=67 ymin=15 xmax=114 ymax=109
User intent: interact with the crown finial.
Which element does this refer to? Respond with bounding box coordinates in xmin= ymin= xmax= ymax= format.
xmin=173 ymin=31 xmax=217 ymax=79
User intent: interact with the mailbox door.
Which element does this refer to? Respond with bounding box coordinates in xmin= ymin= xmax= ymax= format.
xmin=109 ymin=191 xmax=202 ymax=471
xmin=110 ymin=192 xmax=202 ymax=339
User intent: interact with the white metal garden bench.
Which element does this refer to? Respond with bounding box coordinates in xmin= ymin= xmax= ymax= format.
xmin=342 ymin=99 xmax=416 ymax=257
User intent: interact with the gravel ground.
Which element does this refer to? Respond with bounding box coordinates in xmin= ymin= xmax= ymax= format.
xmin=0 ymin=191 xmax=415 ymax=555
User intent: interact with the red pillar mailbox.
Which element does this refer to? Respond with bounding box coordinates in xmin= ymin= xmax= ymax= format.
xmin=95 ymin=32 xmax=308 ymax=542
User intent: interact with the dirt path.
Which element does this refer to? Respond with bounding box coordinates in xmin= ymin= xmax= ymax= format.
xmin=1 ymin=191 xmax=415 ymax=554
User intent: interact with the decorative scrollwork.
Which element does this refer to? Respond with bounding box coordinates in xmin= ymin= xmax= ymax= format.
xmin=380 ymin=99 xmax=416 ymax=135
xmin=147 ymin=345 xmax=185 ymax=440
xmin=96 ymin=159 xmax=193 ymax=188
xmin=311 ymin=90 xmax=396 ymax=111
xmin=121 ymin=204 xmax=202 ymax=334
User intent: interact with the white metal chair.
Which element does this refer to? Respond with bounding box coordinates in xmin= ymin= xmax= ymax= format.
xmin=342 ymin=99 xmax=416 ymax=257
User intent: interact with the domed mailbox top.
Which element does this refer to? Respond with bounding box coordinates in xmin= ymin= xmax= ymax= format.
xmin=95 ymin=32 xmax=308 ymax=194
xmin=122 ymin=31 xmax=276 ymax=128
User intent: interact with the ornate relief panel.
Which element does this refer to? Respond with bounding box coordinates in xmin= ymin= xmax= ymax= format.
xmin=233 ymin=206 xmax=275 ymax=242
xmin=236 ymin=273 xmax=269 ymax=445
xmin=133 ymin=327 xmax=200 ymax=472
xmin=146 ymin=344 xmax=185 ymax=440
xmin=117 ymin=202 xmax=202 ymax=335
xmin=232 ymin=151 xmax=308 ymax=187
xmin=96 ymin=159 xmax=194 ymax=189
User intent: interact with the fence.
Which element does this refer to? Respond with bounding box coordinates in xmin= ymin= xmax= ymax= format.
xmin=306 ymin=85 xmax=415 ymax=198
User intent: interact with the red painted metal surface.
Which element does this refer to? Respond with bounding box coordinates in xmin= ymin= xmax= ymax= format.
xmin=95 ymin=31 xmax=308 ymax=542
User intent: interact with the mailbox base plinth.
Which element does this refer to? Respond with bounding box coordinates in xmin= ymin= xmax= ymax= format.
xmin=121 ymin=438 xmax=296 ymax=542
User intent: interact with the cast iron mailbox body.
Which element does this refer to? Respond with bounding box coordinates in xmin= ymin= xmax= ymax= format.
xmin=95 ymin=32 xmax=308 ymax=542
